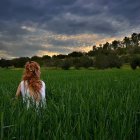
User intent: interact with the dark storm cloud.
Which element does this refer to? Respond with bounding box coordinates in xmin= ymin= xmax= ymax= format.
xmin=43 ymin=14 xmax=119 ymax=35
xmin=104 ymin=0 xmax=140 ymax=19
xmin=0 ymin=0 xmax=140 ymax=58
xmin=0 ymin=21 xmax=31 ymax=43
xmin=0 ymin=0 xmax=76 ymax=21
xmin=0 ymin=0 xmax=140 ymax=34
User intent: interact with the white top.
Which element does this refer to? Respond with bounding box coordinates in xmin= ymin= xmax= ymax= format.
xmin=20 ymin=80 xmax=46 ymax=108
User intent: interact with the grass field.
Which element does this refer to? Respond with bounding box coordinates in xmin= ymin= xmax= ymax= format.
xmin=0 ymin=68 xmax=140 ymax=140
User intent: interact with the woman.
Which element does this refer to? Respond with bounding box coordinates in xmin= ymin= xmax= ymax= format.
xmin=16 ymin=61 xmax=46 ymax=108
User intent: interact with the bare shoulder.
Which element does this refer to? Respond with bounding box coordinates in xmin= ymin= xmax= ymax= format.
xmin=20 ymin=80 xmax=24 ymax=85
xmin=41 ymin=80 xmax=45 ymax=86
xmin=20 ymin=80 xmax=25 ymax=87
xmin=18 ymin=81 xmax=23 ymax=87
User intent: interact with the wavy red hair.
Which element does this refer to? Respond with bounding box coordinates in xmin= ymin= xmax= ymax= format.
xmin=22 ymin=61 xmax=42 ymax=101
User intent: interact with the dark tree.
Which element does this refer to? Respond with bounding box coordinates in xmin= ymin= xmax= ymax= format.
xmin=94 ymin=54 xmax=109 ymax=69
xmin=92 ymin=45 xmax=96 ymax=51
xmin=42 ymin=55 xmax=51 ymax=60
xmin=31 ymin=56 xmax=44 ymax=66
xmin=130 ymin=56 xmax=140 ymax=70
xmin=112 ymin=40 xmax=120 ymax=50
xmin=131 ymin=33 xmax=139 ymax=46
xmin=52 ymin=54 xmax=67 ymax=59
xmin=87 ymin=50 xmax=96 ymax=56
xmin=12 ymin=57 xmax=30 ymax=68
xmin=80 ymin=56 xmax=93 ymax=68
xmin=0 ymin=59 xmax=12 ymax=68
xmin=103 ymin=42 xmax=110 ymax=50
xmin=94 ymin=54 xmax=122 ymax=69
xmin=61 ymin=59 xmax=71 ymax=70
xmin=72 ymin=58 xmax=81 ymax=69
xmin=123 ymin=37 xmax=131 ymax=48
xmin=31 ymin=56 xmax=42 ymax=61
xmin=68 ymin=51 xmax=84 ymax=57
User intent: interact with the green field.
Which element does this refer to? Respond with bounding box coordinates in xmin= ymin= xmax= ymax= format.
xmin=0 ymin=68 xmax=140 ymax=140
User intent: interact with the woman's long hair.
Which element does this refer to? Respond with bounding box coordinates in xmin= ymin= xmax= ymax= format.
xmin=22 ymin=61 xmax=42 ymax=101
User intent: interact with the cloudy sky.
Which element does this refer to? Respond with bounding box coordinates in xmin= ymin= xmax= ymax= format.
xmin=0 ymin=0 xmax=140 ymax=59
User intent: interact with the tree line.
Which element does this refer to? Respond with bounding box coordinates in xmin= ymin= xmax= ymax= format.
xmin=1 ymin=33 xmax=140 ymax=70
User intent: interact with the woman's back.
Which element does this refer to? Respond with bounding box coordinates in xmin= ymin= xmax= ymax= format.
xmin=20 ymin=80 xmax=46 ymax=108
xmin=16 ymin=61 xmax=46 ymax=109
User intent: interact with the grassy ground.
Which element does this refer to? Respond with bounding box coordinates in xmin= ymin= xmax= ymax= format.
xmin=0 ymin=68 xmax=140 ymax=140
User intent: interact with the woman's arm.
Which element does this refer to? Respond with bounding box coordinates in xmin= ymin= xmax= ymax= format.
xmin=16 ymin=83 xmax=21 ymax=97
xmin=41 ymin=81 xmax=46 ymax=106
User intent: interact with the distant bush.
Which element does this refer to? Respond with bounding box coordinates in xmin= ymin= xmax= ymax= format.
xmin=108 ymin=54 xmax=122 ymax=68
xmin=72 ymin=56 xmax=93 ymax=69
xmin=12 ymin=57 xmax=30 ymax=68
xmin=68 ymin=51 xmax=84 ymax=57
xmin=80 ymin=56 xmax=93 ymax=68
xmin=94 ymin=54 xmax=109 ymax=69
xmin=73 ymin=58 xmax=81 ymax=69
xmin=61 ymin=59 xmax=71 ymax=70
xmin=51 ymin=59 xmax=63 ymax=68
xmin=130 ymin=56 xmax=140 ymax=70
xmin=0 ymin=59 xmax=12 ymax=68
xmin=94 ymin=54 xmax=122 ymax=69
xmin=120 ymin=55 xmax=131 ymax=63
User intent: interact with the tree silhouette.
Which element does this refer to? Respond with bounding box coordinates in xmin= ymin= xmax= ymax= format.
xmin=112 ymin=40 xmax=120 ymax=50
xmin=68 ymin=51 xmax=84 ymax=57
xmin=123 ymin=37 xmax=131 ymax=48
xmin=131 ymin=33 xmax=139 ymax=46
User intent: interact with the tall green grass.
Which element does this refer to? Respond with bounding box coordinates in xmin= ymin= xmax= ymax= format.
xmin=0 ymin=68 xmax=140 ymax=140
